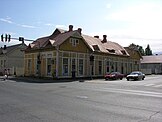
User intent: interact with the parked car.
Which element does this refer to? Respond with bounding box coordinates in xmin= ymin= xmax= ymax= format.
xmin=105 ymin=72 xmax=125 ymax=80
xmin=126 ymin=71 xmax=145 ymax=81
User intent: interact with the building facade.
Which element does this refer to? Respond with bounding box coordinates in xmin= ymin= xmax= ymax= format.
xmin=0 ymin=43 xmax=27 ymax=76
xmin=24 ymin=25 xmax=141 ymax=78
xmin=141 ymin=55 xmax=162 ymax=74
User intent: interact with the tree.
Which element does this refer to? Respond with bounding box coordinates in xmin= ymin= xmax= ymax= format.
xmin=138 ymin=46 xmax=145 ymax=56
xmin=145 ymin=44 xmax=152 ymax=55
xmin=128 ymin=43 xmax=145 ymax=56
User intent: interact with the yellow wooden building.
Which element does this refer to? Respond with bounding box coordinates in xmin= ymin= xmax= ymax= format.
xmin=24 ymin=25 xmax=141 ymax=78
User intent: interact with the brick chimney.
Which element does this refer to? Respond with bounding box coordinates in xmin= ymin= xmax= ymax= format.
xmin=94 ymin=36 xmax=99 ymax=38
xmin=101 ymin=35 xmax=107 ymax=43
xmin=69 ymin=25 xmax=73 ymax=31
xmin=77 ymin=28 xmax=82 ymax=35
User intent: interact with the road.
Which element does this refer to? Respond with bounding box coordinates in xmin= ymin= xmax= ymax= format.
xmin=0 ymin=75 xmax=162 ymax=122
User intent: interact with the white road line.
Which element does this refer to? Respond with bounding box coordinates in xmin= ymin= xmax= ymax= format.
xmin=76 ymin=95 xmax=88 ymax=99
xmin=153 ymin=84 xmax=162 ymax=88
xmin=100 ymin=88 xmax=162 ymax=98
xmin=144 ymin=84 xmax=155 ymax=86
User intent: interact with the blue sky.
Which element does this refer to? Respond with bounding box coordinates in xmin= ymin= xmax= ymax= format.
xmin=0 ymin=0 xmax=162 ymax=53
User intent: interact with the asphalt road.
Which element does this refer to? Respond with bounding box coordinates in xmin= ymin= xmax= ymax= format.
xmin=0 ymin=75 xmax=162 ymax=122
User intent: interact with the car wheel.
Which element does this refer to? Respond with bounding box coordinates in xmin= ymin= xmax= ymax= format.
xmin=127 ymin=78 xmax=129 ymax=81
xmin=120 ymin=78 xmax=123 ymax=80
xmin=142 ymin=77 xmax=144 ymax=80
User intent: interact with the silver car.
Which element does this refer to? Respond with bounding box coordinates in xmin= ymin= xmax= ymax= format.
xmin=126 ymin=71 xmax=145 ymax=81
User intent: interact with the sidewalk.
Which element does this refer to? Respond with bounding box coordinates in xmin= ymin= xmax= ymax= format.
xmin=1 ymin=75 xmax=161 ymax=83
xmin=2 ymin=76 xmax=77 ymax=83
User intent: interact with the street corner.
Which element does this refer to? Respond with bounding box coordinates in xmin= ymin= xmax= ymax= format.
xmin=83 ymin=79 xmax=108 ymax=83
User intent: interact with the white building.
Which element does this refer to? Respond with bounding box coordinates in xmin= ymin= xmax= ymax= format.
xmin=0 ymin=43 xmax=27 ymax=76
xmin=141 ymin=55 xmax=162 ymax=74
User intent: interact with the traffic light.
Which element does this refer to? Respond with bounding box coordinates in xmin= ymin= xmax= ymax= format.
xmin=5 ymin=34 xmax=7 ymax=42
xmin=8 ymin=35 xmax=11 ymax=42
xmin=19 ymin=37 xmax=24 ymax=41
xmin=1 ymin=34 xmax=3 ymax=42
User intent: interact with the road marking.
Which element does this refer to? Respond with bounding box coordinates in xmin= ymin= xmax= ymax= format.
xmin=144 ymin=84 xmax=155 ymax=86
xmin=153 ymin=84 xmax=162 ymax=88
xmin=76 ymin=95 xmax=88 ymax=99
xmin=100 ymin=88 xmax=162 ymax=98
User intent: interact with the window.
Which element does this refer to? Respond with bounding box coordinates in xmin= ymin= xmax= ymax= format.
xmin=107 ymin=49 xmax=115 ymax=53
xmin=121 ymin=50 xmax=127 ymax=55
xmin=99 ymin=61 xmax=102 ymax=75
xmin=47 ymin=58 xmax=52 ymax=75
xmin=0 ymin=60 xmax=3 ymax=68
xmin=79 ymin=59 xmax=83 ymax=75
xmin=63 ymin=58 xmax=68 ymax=76
xmin=106 ymin=61 xmax=110 ymax=73
xmin=70 ymin=38 xmax=79 ymax=46
xmin=92 ymin=45 xmax=100 ymax=51
xmin=115 ymin=62 xmax=118 ymax=72
xmin=4 ymin=60 xmax=6 ymax=68
xmin=76 ymin=39 xmax=79 ymax=44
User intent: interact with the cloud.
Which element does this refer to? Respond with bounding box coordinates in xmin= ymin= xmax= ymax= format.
xmin=45 ymin=23 xmax=54 ymax=26
xmin=0 ymin=18 xmax=13 ymax=24
xmin=19 ymin=24 xmax=38 ymax=28
xmin=0 ymin=16 xmax=38 ymax=29
xmin=107 ymin=3 xmax=162 ymax=24
xmin=89 ymin=28 xmax=162 ymax=53
xmin=55 ymin=24 xmax=66 ymax=28
xmin=104 ymin=2 xmax=162 ymax=48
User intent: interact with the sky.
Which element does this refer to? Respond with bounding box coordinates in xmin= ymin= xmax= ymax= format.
xmin=0 ymin=0 xmax=162 ymax=53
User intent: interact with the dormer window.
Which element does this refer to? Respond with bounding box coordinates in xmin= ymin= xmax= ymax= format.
xmin=107 ymin=49 xmax=115 ymax=53
xmin=121 ymin=50 xmax=126 ymax=55
xmin=92 ymin=45 xmax=100 ymax=51
xmin=70 ymin=38 xmax=79 ymax=46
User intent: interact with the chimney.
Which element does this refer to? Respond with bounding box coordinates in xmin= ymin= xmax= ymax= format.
xmin=69 ymin=25 xmax=73 ymax=31
xmin=78 ymin=28 xmax=82 ymax=35
xmin=102 ymin=35 xmax=107 ymax=43
xmin=94 ymin=36 xmax=99 ymax=38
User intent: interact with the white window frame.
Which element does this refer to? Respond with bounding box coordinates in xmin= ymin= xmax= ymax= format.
xmin=70 ymin=38 xmax=79 ymax=47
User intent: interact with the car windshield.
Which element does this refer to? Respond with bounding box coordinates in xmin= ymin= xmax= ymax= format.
xmin=110 ymin=72 xmax=118 ymax=75
xmin=130 ymin=72 xmax=140 ymax=75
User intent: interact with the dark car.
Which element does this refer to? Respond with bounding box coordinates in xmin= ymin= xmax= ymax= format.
xmin=105 ymin=72 xmax=125 ymax=80
xmin=126 ymin=71 xmax=145 ymax=81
